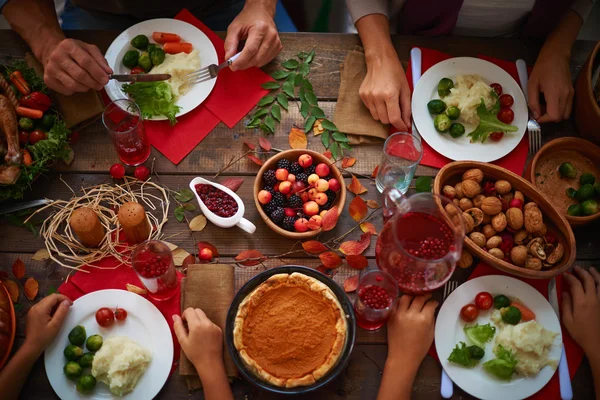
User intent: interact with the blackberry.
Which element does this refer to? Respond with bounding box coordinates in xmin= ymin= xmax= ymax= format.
xmin=270 ymin=207 xmax=285 ymax=223
xmin=263 ymin=202 xmax=277 ymax=215
xmin=271 ymin=192 xmax=285 ymax=207
xmin=282 ymin=216 xmax=296 ymax=231
xmin=263 ymin=169 xmax=277 ymax=186
xmin=320 ymin=190 xmax=337 ymax=211
xmin=263 ymin=186 xmax=275 ymax=196
xmin=276 ymin=159 xmax=291 ymax=170
xmin=288 ymin=194 xmax=303 ymax=209
xmin=296 ymin=172 xmax=308 ymax=183
xmin=304 ymin=165 xmax=316 ymax=175
xmin=289 ymin=162 xmax=303 ymax=175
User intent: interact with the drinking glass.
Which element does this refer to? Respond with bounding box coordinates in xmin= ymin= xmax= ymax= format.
xmin=132 ymin=240 xmax=179 ymax=301
xmin=102 ymin=99 xmax=151 ymax=166
xmin=375 ymin=132 xmax=423 ymax=194
xmin=353 ymin=270 xmax=399 ymax=331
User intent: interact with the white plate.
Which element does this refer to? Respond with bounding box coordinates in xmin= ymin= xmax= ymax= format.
xmin=105 ymin=18 xmax=218 ymax=120
xmin=435 ymin=275 xmax=561 ymax=400
xmin=45 ymin=289 xmax=173 ymax=400
xmin=412 ymin=57 xmax=527 ymax=162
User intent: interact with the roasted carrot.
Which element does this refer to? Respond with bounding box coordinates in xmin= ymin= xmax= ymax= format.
xmin=16 ymin=106 xmax=43 ymax=119
xmin=163 ymin=42 xmax=193 ymax=54
xmin=152 ymin=32 xmax=181 ymax=44
xmin=21 ymin=149 xmax=33 ymax=166
xmin=9 ymin=71 xmax=30 ymax=95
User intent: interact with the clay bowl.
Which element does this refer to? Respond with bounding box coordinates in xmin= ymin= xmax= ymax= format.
xmin=574 ymin=41 xmax=600 ymax=146
xmin=434 ymin=161 xmax=576 ymax=279
xmin=253 ymin=149 xmax=346 ymax=239
xmin=0 ymin=282 xmax=16 ymax=369
xmin=529 ymin=137 xmax=600 ymax=227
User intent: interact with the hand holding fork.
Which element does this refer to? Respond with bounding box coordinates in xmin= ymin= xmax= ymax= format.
xmin=185 ymin=52 xmax=241 ymax=86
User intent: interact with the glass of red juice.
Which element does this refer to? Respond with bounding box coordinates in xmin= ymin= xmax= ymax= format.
xmin=376 ymin=190 xmax=465 ymax=294
xmin=102 ymin=99 xmax=150 ymax=166
xmin=354 ymin=270 xmax=399 ymax=331
xmin=131 ymin=240 xmax=178 ymax=301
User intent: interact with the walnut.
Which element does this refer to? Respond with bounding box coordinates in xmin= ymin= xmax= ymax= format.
xmin=527 ymin=238 xmax=547 ymax=260
xmin=482 ymin=213 xmax=492 ymax=225
xmin=506 ymin=208 xmax=524 ymax=230
xmin=524 ymin=203 xmax=544 ymax=234
xmin=486 ymin=235 xmax=502 ymax=249
xmin=453 ymin=198 xmax=460 ymax=208
xmin=501 ymin=192 xmax=514 ymax=204
xmin=514 ymin=191 xmax=525 ymax=202
xmin=469 ymin=232 xmax=487 ymax=248
xmin=464 ymin=208 xmax=484 ymax=226
xmin=482 ymin=224 xmax=496 ymax=239
xmin=510 ymin=246 xmax=528 ymax=266
xmin=538 ymin=223 xmax=548 ymax=236
xmin=445 ymin=203 xmax=460 ymax=216
xmin=488 ymin=248 xmax=505 ymax=259
xmin=495 ymin=180 xmax=512 ymax=195
xmin=524 ymin=202 xmax=539 ymax=211
xmin=443 ymin=185 xmax=456 ymax=199
xmin=513 ymin=229 xmax=531 ymax=245
xmin=473 ymin=194 xmax=486 ymax=209
xmin=462 ymin=212 xmax=475 ymax=233
xmin=492 ymin=212 xmax=508 ymax=232
xmin=454 ymin=182 xmax=464 ymax=199
xmin=457 ymin=250 xmax=474 ymax=269
xmin=462 ymin=180 xmax=481 ymax=198
xmin=462 ymin=168 xmax=484 ymax=183
xmin=525 ymin=255 xmax=543 ymax=270
xmin=459 ymin=198 xmax=474 ymax=211
xmin=545 ymin=243 xmax=564 ymax=266
xmin=481 ymin=197 xmax=503 ymax=215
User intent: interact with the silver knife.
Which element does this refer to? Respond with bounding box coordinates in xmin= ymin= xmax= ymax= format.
xmin=548 ymin=277 xmax=573 ymax=400
xmin=109 ymin=74 xmax=171 ymax=82
xmin=0 ymin=199 xmax=50 ymax=215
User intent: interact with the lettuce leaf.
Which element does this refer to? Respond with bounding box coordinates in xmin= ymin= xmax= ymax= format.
xmin=483 ymin=345 xmax=518 ymax=380
xmin=122 ymin=82 xmax=181 ymax=125
xmin=468 ymin=91 xmax=518 ymax=143
xmin=464 ymin=323 xmax=496 ymax=349
xmin=448 ymin=341 xmax=480 ymax=368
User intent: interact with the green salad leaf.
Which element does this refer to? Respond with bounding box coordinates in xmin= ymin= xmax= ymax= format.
xmin=483 ymin=345 xmax=518 ymax=380
xmin=468 ymin=91 xmax=518 ymax=143
xmin=122 ymin=82 xmax=181 ymax=125
xmin=448 ymin=342 xmax=481 ymax=368
xmin=464 ymin=323 xmax=496 ymax=349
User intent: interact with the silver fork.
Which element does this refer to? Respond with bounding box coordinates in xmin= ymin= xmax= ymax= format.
xmin=440 ymin=280 xmax=459 ymax=399
xmin=185 ymin=52 xmax=241 ymax=86
xmin=516 ymin=59 xmax=542 ymax=154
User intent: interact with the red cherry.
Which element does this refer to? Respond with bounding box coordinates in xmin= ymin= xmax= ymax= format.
xmin=109 ymin=163 xmax=126 ymax=179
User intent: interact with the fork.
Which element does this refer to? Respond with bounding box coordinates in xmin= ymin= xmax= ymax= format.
xmin=440 ymin=280 xmax=459 ymax=399
xmin=185 ymin=52 xmax=241 ymax=86
xmin=516 ymin=59 xmax=542 ymax=154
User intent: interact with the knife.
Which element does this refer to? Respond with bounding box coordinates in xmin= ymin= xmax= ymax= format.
xmin=549 ymin=277 xmax=573 ymax=400
xmin=109 ymin=74 xmax=171 ymax=82
xmin=410 ymin=47 xmax=423 ymax=141
xmin=0 ymin=199 xmax=50 ymax=215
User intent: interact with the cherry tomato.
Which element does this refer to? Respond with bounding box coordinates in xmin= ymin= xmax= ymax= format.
xmin=114 ymin=308 xmax=128 ymax=321
xmin=475 ymin=292 xmax=493 ymax=310
xmin=460 ymin=304 xmax=479 ymax=322
xmin=490 ymin=132 xmax=504 ymax=141
xmin=68 ymin=131 xmax=80 ymax=145
xmin=18 ymin=131 xmax=29 ymax=146
xmin=130 ymin=67 xmax=145 ymax=74
xmin=134 ymin=165 xmax=150 ymax=181
xmin=499 ymin=94 xmax=514 ymax=108
xmin=109 ymin=163 xmax=125 ymax=179
xmin=490 ymin=83 xmax=503 ymax=96
xmin=29 ymin=129 xmax=47 ymax=145
xmin=96 ymin=307 xmax=115 ymax=327
xmin=497 ymin=108 xmax=515 ymax=124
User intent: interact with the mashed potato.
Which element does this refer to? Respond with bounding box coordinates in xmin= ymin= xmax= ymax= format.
xmin=151 ymin=49 xmax=201 ymax=98
xmin=444 ymin=74 xmax=495 ymax=125
xmin=92 ymin=336 xmax=152 ymax=396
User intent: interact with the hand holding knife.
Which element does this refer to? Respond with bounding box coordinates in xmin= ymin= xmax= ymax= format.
xmin=109 ymin=74 xmax=171 ymax=83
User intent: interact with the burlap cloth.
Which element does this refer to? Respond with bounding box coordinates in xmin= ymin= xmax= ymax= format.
xmin=333 ymin=47 xmax=389 ymax=145
xmin=179 ymin=264 xmax=238 ymax=391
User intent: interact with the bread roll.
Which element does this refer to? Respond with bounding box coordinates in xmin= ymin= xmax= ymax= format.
xmin=118 ymin=202 xmax=151 ymax=245
xmin=69 ymin=207 xmax=105 ymax=247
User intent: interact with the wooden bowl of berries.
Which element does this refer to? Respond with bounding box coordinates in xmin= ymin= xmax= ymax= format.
xmin=254 ymin=149 xmax=346 ymax=239
xmin=434 ymin=161 xmax=576 ymax=279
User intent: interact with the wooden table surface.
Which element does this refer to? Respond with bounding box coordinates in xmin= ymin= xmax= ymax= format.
xmin=0 ymin=31 xmax=598 ymax=399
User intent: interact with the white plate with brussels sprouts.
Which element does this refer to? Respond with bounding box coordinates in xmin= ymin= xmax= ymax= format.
xmin=412 ymin=58 xmax=527 ymax=162
xmin=44 ymin=289 xmax=173 ymax=399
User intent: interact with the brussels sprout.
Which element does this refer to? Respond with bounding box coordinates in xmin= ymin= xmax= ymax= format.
xmin=558 ymin=162 xmax=576 ymax=178
xmin=427 ymin=99 xmax=446 ymax=114
xmin=575 ymin=184 xmax=595 ymax=202
xmin=581 ymin=199 xmax=599 ymax=216
xmin=147 ymin=44 xmax=158 ymax=56
xmin=449 ymin=123 xmax=465 ymax=138
xmin=468 ymin=345 xmax=485 ymax=360
xmin=594 ymin=182 xmax=600 ymax=197
xmin=40 ymin=114 xmax=55 ymax=131
xmin=130 ymin=34 xmax=149 ymax=50
xmin=86 ymin=334 xmax=103 ymax=352
xmin=150 ymin=47 xmax=166 ymax=66
xmin=76 ymin=374 xmax=96 ymax=394
xmin=122 ymin=50 xmax=140 ymax=69
xmin=68 ymin=325 xmax=86 ymax=346
xmin=434 ymin=114 xmax=452 ymax=133
xmin=64 ymin=345 xmax=83 ymax=361
xmin=494 ymin=295 xmax=510 ymax=309
xmin=445 ymin=106 xmax=460 ymax=120
xmin=580 ymin=173 xmax=595 ymax=185
xmin=64 ymin=361 xmax=83 ymax=380
xmin=567 ymin=204 xmax=582 ymax=216
xmin=18 ymin=117 xmax=34 ymax=131
xmin=138 ymin=52 xmax=152 ymax=72
xmin=437 ymin=77 xmax=454 ymax=97
xmin=501 ymin=306 xmax=522 ymax=325
xmin=79 ymin=352 xmax=94 ymax=368
xmin=566 ymin=188 xmax=577 ymax=198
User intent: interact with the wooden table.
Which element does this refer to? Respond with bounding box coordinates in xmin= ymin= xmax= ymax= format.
xmin=0 ymin=31 xmax=598 ymax=399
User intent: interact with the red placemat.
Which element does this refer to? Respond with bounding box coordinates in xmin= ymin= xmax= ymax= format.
xmin=429 ymin=263 xmax=584 ymax=399
xmin=404 ymin=47 xmax=529 ymax=175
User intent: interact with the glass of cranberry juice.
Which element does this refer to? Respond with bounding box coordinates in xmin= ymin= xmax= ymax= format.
xmin=132 ymin=240 xmax=178 ymax=301
xmin=354 ymin=270 xmax=399 ymax=331
xmin=102 ymin=99 xmax=151 ymax=166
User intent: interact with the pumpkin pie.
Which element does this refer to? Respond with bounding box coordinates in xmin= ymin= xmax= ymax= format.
xmin=233 ymin=272 xmax=347 ymax=388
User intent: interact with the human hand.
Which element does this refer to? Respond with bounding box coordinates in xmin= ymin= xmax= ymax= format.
xmin=24 ymin=294 xmax=72 ymax=356
xmin=42 ymin=38 xmax=112 ymax=95
xmin=359 ymin=52 xmax=411 ymax=131
xmin=562 ymin=266 xmax=600 ymax=357
xmin=224 ymin=2 xmax=281 ymax=71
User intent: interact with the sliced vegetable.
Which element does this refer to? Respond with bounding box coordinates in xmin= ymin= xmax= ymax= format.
xmin=434 ymin=114 xmax=452 ymax=133
xmin=152 ymin=32 xmax=181 ymax=44
xmin=464 ymin=323 xmax=496 ymax=348
xmin=483 ymin=345 xmax=518 ymax=380
xmin=163 ymin=42 xmax=193 ymax=54
xmin=122 ymin=81 xmax=181 ymax=125
xmin=9 ymin=70 xmax=30 ymax=95
xmin=16 ymin=106 xmax=43 ymax=119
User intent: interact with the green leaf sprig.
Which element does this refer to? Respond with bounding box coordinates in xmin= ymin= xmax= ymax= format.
xmin=172 ymin=188 xmax=196 ymax=223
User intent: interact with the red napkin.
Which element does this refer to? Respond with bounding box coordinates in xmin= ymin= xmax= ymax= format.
xmin=404 ymin=48 xmax=529 ymax=175
xmin=429 ymin=263 xmax=584 ymax=400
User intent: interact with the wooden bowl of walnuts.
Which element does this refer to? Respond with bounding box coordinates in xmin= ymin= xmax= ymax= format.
xmin=434 ymin=161 xmax=576 ymax=279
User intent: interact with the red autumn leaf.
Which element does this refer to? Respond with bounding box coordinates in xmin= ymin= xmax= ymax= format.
xmin=243 ymin=141 xmax=256 ymax=150
xmin=347 ymin=174 xmax=368 ymax=195
xmin=349 ymin=196 xmax=368 ymax=222
xmin=342 ymin=157 xmax=356 ymax=168
xmin=288 ymin=127 xmax=307 ymax=149
xmin=322 ymin=151 xmax=332 ymax=159
xmin=247 ymin=155 xmax=264 ymax=166
xmin=302 ymin=240 xmax=328 ymax=254
xmin=12 ymin=258 xmax=25 ymax=279
xmin=371 ymin=165 xmax=380 ymax=178
xmin=321 ymin=206 xmax=339 ymax=231
xmin=366 ymin=200 xmax=380 ymax=209
xmin=24 ymin=277 xmax=39 ymax=300
xmin=1 ymin=279 xmax=19 ymax=302
xmin=316 ymin=265 xmax=338 ymax=278
xmin=319 ymin=251 xmax=343 ymax=269
xmin=197 ymin=242 xmax=219 ymax=257
xmin=360 ymin=222 xmax=377 ymax=235
xmin=343 ymin=274 xmax=360 ymax=293
xmin=339 ymin=232 xmax=372 ymax=255
xmin=0 ymin=271 xmax=8 ymax=279
xmin=346 ymin=255 xmax=369 ymax=270
xmin=259 ymin=136 xmax=272 ymax=151
xmin=182 ymin=254 xmax=196 ymax=268
xmin=235 ymin=250 xmax=266 ymax=266
xmin=220 ymin=177 xmax=244 ymax=192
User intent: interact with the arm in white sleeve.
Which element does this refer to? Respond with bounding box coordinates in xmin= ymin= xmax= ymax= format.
xmin=346 ymin=0 xmax=390 ymax=24
xmin=570 ymin=0 xmax=595 ymax=23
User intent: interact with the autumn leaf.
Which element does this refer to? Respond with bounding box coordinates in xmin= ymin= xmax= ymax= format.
xmin=259 ymin=136 xmax=272 ymax=151
xmin=349 ymin=196 xmax=368 ymax=222
xmin=371 ymin=165 xmax=380 ymax=178
xmin=1 ymin=280 xmax=19 ymax=302
xmin=126 ymin=283 xmax=147 ymax=295
xmin=182 ymin=254 xmax=196 ymax=268
xmin=220 ymin=177 xmax=244 ymax=192
xmin=339 ymin=232 xmax=372 ymax=255
xmin=313 ymin=119 xmax=324 ymax=136
xmin=342 ymin=157 xmax=356 ymax=168
xmin=343 ymin=274 xmax=359 ymax=293
xmin=347 ymin=175 xmax=368 ymax=195
xmin=321 ymin=206 xmax=339 ymax=231
xmin=247 ymin=154 xmax=264 ymax=166
xmin=24 ymin=277 xmax=38 ymax=300
xmin=360 ymin=222 xmax=377 ymax=235
xmin=316 ymin=265 xmax=338 ymax=278
xmin=172 ymin=248 xmax=192 ymax=266
xmin=319 ymin=251 xmax=343 ymax=269
xmin=322 ymin=151 xmax=332 ymax=159
xmin=346 ymin=255 xmax=369 ymax=270
xmin=12 ymin=258 xmax=25 ymax=279
xmin=198 ymin=242 xmax=219 ymax=257
xmin=235 ymin=250 xmax=266 ymax=266
xmin=189 ymin=215 xmax=207 ymax=232
xmin=302 ymin=240 xmax=328 ymax=254
xmin=289 ymin=127 xmax=307 ymax=149
xmin=366 ymin=200 xmax=380 ymax=209
xmin=243 ymin=141 xmax=256 ymax=150
xmin=32 ymin=248 xmax=50 ymax=261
